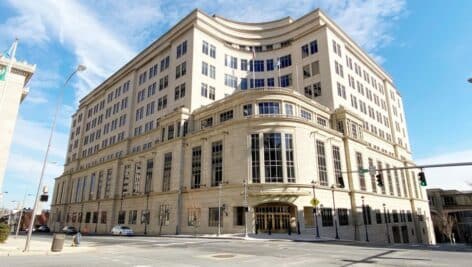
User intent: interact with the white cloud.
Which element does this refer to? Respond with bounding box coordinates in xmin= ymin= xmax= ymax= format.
xmin=10 ymin=117 xmax=69 ymax=159
xmin=416 ymin=150 xmax=472 ymax=191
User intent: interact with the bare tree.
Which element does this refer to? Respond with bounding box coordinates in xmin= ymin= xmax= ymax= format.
xmin=433 ymin=211 xmax=457 ymax=244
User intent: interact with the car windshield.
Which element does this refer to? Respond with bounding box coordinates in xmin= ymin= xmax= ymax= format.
xmin=121 ymin=226 xmax=130 ymax=230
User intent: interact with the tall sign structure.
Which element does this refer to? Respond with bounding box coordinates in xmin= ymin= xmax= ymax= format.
xmin=0 ymin=39 xmax=36 ymax=193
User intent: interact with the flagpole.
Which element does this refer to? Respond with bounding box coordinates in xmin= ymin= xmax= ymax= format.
xmin=0 ymin=38 xmax=19 ymax=113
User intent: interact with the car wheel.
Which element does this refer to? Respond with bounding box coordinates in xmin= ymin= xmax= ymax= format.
xmin=119 ymin=231 xmax=122 ymax=235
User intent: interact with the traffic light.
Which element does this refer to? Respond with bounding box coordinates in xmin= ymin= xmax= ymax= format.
xmin=337 ymin=176 xmax=345 ymax=188
xmin=376 ymin=173 xmax=384 ymax=187
xmin=418 ymin=172 xmax=427 ymax=186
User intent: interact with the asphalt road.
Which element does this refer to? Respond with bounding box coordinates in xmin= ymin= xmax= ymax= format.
xmin=3 ymin=234 xmax=472 ymax=267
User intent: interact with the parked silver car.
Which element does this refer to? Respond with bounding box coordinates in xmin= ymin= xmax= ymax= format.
xmin=111 ymin=225 xmax=134 ymax=236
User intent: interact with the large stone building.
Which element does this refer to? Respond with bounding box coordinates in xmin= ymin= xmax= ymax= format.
xmin=0 ymin=43 xmax=36 ymax=195
xmin=49 ymin=9 xmax=435 ymax=244
xmin=428 ymin=188 xmax=472 ymax=243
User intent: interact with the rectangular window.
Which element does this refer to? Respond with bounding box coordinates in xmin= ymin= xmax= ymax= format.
xmin=188 ymin=208 xmax=201 ymax=227
xmin=378 ymin=161 xmax=386 ymax=194
xmin=376 ymin=210 xmax=382 ymax=224
xmin=209 ymin=86 xmax=215 ymax=100
xmin=386 ymin=163 xmax=394 ymax=196
xmin=85 ymin=212 xmax=91 ymax=223
xmin=368 ymin=158 xmax=377 ymax=193
xmin=241 ymin=59 xmax=248 ymax=71
xmin=145 ymin=159 xmax=153 ymax=193
xmin=310 ymin=40 xmax=318 ymax=54
xmin=202 ymin=41 xmax=208 ymax=54
xmin=301 ymin=44 xmax=309 ymax=58
xmin=258 ymin=102 xmax=280 ymax=114
xmin=201 ymin=83 xmax=208 ymax=97
xmin=316 ymin=140 xmax=328 ymax=186
xmin=208 ymin=207 xmax=222 ymax=227
xmin=159 ymin=204 xmax=170 ymax=226
xmin=285 ymin=134 xmax=295 ymax=183
xmin=162 ymin=153 xmax=172 ymax=192
xmin=191 ymin=146 xmax=202 ymax=189
xmin=394 ymin=168 xmax=402 ymax=197
xmin=251 ymin=134 xmax=260 ymax=183
xmin=105 ymin=169 xmax=112 ymax=198
xmin=285 ymin=103 xmax=293 ymax=116
xmin=118 ymin=211 xmax=126 ymax=224
xmin=234 ymin=207 xmax=245 ymax=226
xmin=332 ymin=146 xmax=343 ymax=187
xmin=321 ymin=208 xmax=333 ymax=226
xmin=338 ymin=208 xmax=349 ymax=225
xmin=220 ymin=110 xmax=233 ymax=122
xmin=243 ymin=104 xmax=253 ymax=116
xmin=301 ymin=109 xmax=312 ymax=120
xmin=210 ymin=45 xmax=216 ymax=58
xmin=133 ymin=161 xmax=141 ymax=194
xmin=356 ymin=152 xmax=366 ymax=191
xmin=128 ymin=210 xmax=137 ymax=224
xmin=266 ymin=59 xmax=274 ymax=71
xmin=401 ymin=170 xmax=408 ymax=198
xmin=263 ymin=133 xmax=283 ymax=183
xmin=211 ymin=141 xmax=223 ymax=186
xmin=278 ymin=55 xmax=292 ymax=68
xmin=202 ymin=61 xmax=208 ymax=76
xmin=92 ymin=212 xmax=98 ymax=224
xmin=267 ymin=78 xmax=275 ymax=87
xmin=280 ymin=74 xmax=292 ymax=87
xmin=209 ymin=65 xmax=216 ymax=79
xmin=362 ymin=205 xmax=372 ymax=225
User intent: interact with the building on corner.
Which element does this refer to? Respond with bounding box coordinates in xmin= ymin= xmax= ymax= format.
xmin=49 ymin=9 xmax=435 ymax=244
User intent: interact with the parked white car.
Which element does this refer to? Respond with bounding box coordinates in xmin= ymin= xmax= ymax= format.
xmin=111 ymin=225 xmax=134 ymax=236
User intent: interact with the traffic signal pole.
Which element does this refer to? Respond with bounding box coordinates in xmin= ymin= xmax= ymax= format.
xmin=344 ymin=161 xmax=472 ymax=174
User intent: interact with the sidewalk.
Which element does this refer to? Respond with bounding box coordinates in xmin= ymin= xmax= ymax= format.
xmin=0 ymin=235 xmax=95 ymax=256
xmin=162 ymin=232 xmax=339 ymax=242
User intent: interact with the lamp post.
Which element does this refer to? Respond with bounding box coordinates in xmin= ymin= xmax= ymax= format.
xmin=15 ymin=192 xmax=33 ymax=238
xmin=361 ymin=196 xmax=369 ymax=242
xmin=311 ymin=180 xmax=320 ymax=238
xmin=24 ymin=64 xmax=86 ymax=252
xmin=331 ymin=185 xmax=339 ymax=239
xmin=383 ymin=203 xmax=391 ymax=243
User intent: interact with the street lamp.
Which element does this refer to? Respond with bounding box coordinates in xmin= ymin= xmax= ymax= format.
xmin=361 ymin=196 xmax=369 ymax=242
xmin=24 ymin=64 xmax=86 ymax=252
xmin=331 ymin=184 xmax=339 ymax=239
xmin=311 ymin=180 xmax=320 ymax=238
xmin=243 ymin=179 xmax=249 ymax=239
xmin=383 ymin=203 xmax=391 ymax=243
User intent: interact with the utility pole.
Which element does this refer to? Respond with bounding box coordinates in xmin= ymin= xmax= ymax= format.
xmin=361 ymin=196 xmax=369 ymax=242
xmin=311 ymin=180 xmax=320 ymax=238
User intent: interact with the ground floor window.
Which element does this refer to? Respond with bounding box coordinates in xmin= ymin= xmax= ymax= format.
xmin=321 ymin=208 xmax=333 ymax=226
xmin=101 ymin=211 xmax=107 ymax=224
xmin=234 ymin=207 xmax=245 ymax=226
xmin=118 ymin=211 xmax=126 ymax=224
xmin=188 ymin=208 xmax=201 ymax=227
xmin=141 ymin=210 xmax=150 ymax=224
xmin=128 ymin=210 xmax=137 ymax=224
xmin=92 ymin=212 xmax=98 ymax=223
xmin=159 ymin=204 xmax=170 ymax=226
xmin=376 ymin=210 xmax=382 ymax=224
xmin=338 ymin=208 xmax=349 ymax=225
xmin=85 ymin=212 xmax=91 ymax=223
xmin=208 ymin=207 xmax=222 ymax=227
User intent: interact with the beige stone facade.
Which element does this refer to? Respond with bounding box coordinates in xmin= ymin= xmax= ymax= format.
xmin=0 ymin=55 xmax=35 ymax=193
xmin=49 ymin=9 xmax=435 ymax=244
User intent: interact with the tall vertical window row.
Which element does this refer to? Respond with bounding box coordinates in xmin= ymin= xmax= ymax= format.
xmin=133 ymin=161 xmax=142 ymax=193
xmin=393 ymin=168 xmax=401 ymax=197
xmin=145 ymin=159 xmax=153 ymax=193
xmin=264 ymin=133 xmax=283 ymax=183
xmin=368 ymin=158 xmax=377 ymax=193
xmin=386 ymin=163 xmax=394 ymax=196
xmin=211 ymin=141 xmax=223 ymax=186
xmin=316 ymin=140 xmax=328 ymax=186
xmin=285 ymin=134 xmax=295 ymax=183
xmin=191 ymin=146 xmax=202 ymax=189
xmin=332 ymin=146 xmax=342 ymax=186
xmin=377 ymin=161 xmax=386 ymax=194
xmin=356 ymin=152 xmax=366 ymax=191
xmin=162 ymin=153 xmax=172 ymax=192
xmin=251 ymin=134 xmax=260 ymax=183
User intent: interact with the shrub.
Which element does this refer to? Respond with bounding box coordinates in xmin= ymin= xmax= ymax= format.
xmin=0 ymin=223 xmax=10 ymax=243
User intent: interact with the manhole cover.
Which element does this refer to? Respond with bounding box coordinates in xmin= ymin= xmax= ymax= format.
xmin=212 ymin=254 xmax=235 ymax=259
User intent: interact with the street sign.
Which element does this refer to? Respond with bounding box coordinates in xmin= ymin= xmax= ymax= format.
xmin=359 ymin=168 xmax=369 ymax=174
xmin=310 ymin=198 xmax=320 ymax=207
xmin=369 ymin=165 xmax=376 ymax=176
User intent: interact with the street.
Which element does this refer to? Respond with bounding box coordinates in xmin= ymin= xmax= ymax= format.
xmin=2 ymin=234 xmax=471 ymax=267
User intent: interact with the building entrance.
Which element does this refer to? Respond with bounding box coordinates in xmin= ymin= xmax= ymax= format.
xmin=254 ymin=203 xmax=295 ymax=233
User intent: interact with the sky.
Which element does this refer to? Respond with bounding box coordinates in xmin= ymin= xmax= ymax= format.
xmin=1 ymin=0 xmax=471 ymax=210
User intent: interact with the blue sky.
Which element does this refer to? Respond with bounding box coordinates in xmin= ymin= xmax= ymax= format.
xmin=1 ymin=0 xmax=471 ymax=209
